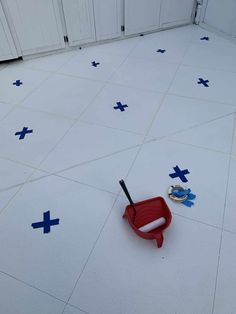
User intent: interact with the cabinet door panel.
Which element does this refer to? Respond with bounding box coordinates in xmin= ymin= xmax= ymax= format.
xmin=63 ymin=0 xmax=96 ymax=46
xmin=93 ymin=0 xmax=121 ymax=40
xmin=4 ymin=0 xmax=65 ymax=56
xmin=0 ymin=3 xmax=18 ymax=61
xmin=125 ymin=0 xmax=161 ymax=36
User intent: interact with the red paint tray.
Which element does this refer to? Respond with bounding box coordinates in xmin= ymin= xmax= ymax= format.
xmin=120 ymin=180 xmax=172 ymax=248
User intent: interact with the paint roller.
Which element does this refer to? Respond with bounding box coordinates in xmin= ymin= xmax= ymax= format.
xmin=119 ymin=180 xmax=166 ymax=232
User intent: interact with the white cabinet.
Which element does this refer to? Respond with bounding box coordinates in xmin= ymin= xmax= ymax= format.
xmin=160 ymin=0 xmax=195 ymax=28
xmin=0 ymin=3 xmax=18 ymax=61
xmin=3 ymin=0 xmax=65 ymax=56
xmin=203 ymin=0 xmax=236 ymax=38
xmin=93 ymin=0 xmax=122 ymax=40
xmin=124 ymin=0 xmax=162 ymax=36
xmin=63 ymin=0 xmax=96 ymax=46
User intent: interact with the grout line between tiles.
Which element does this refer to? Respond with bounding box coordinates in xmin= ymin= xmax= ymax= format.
xmin=0 ymin=270 xmax=66 ymax=305
xmin=211 ymin=113 xmax=236 ymax=314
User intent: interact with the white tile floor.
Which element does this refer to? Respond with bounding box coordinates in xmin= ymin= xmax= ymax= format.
xmin=0 ymin=25 xmax=235 ymax=314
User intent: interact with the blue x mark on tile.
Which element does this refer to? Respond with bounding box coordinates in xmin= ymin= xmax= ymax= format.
xmin=31 ymin=211 xmax=60 ymax=234
xmin=157 ymin=49 xmax=166 ymax=53
xmin=200 ymin=36 xmax=209 ymax=41
xmin=13 ymin=80 xmax=23 ymax=86
xmin=113 ymin=102 xmax=128 ymax=112
xmin=198 ymin=78 xmax=209 ymax=87
xmin=15 ymin=127 xmax=33 ymax=140
xmin=92 ymin=61 xmax=100 ymax=67
xmin=169 ymin=165 xmax=190 ymax=183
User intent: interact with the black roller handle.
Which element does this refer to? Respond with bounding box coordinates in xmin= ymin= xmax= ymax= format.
xmin=119 ymin=179 xmax=136 ymax=222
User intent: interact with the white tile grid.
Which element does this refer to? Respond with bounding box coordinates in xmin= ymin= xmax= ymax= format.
xmin=0 ymin=25 xmax=235 ymax=314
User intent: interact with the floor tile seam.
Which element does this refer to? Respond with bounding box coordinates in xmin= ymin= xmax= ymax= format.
xmin=163 ymin=139 xmax=233 ymax=156
xmin=0 ymin=143 xmax=146 ymax=195
xmin=167 ymin=92 xmax=236 ymax=109
xmin=0 ymin=269 xmax=66 ymax=305
xmin=181 ymin=62 xmax=236 ymax=75
xmin=0 ymin=166 xmax=37 ymax=216
xmin=64 ymin=303 xmax=91 ymax=314
xmin=222 ymin=228 xmax=236 ymax=236
xmin=148 ymin=111 xmax=236 ymax=142
xmin=211 ymin=117 xmax=236 ymax=314
xmin=171 ymin=212 xmax=224 ymax=231
xmin=78 ymin=118 xmax=147 ymax=137
xmin=18 ymin=104 xmax=77 ymax=122
xmin=62 ymin=193 xmax=121 ymax=311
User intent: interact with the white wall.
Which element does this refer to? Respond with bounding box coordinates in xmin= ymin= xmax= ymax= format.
xmin=203 ymin=0 xmax=236 ymax=38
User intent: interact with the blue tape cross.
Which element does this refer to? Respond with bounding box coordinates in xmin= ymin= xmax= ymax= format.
xmin=169 ymin=165 xmax=190 ymax=183
xmin=200 ymin=36 xmax=209 ymax=41
xmin=31 ymin=211 xmax=60 ymax=234
xmin=173 ymin=188 xmax=196 ymax=207
xmin=157 ymin=49 xmax=166 ymax=53
xmin=15 ymin=127 xmax=33 ymax=140
xmin=113 ymin=102 xmax=128 ymax=112
xmin=13 ymin=80 xmax=23 ymax=86
xmin=198 ymin=78 xmax=209 ymax=87
xmin=92 ymin=61 xmax=100 ymax=67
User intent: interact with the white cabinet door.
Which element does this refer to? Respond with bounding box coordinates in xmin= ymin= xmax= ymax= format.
xmin=203 ymin=0 xmax=236 ymax=37
xmin=0 ymin=3 xmax=18 ymax=61
xmin=4 ymin=0 xmax=65 ymax=56
xmin=160 ymin=0 xmax=195 ymax=28
xmin=63 ymin=0 xmax=96 ymax=46
xmin=93 ymin=0 xmax=122 ymax=40
xmin=125 ymin=0 xmax=161 ymax=36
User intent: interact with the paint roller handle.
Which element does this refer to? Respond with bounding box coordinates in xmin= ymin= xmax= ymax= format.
xmin=119 ymin=180 xmax=134 ymax=205
xmin=119 ymin=180 xmax=137 ymax=221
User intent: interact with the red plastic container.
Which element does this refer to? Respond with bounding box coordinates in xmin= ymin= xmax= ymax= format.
xmin=123 ymin=196 xmax=172 ymax=248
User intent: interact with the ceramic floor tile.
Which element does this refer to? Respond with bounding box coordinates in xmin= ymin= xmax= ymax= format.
xmin=213 ymin=231 xmax=236 ymax=314
xmin=0 ymin=65 xmax=50 ymax=105
xmin=64 ymin=305 xmax=87 ymax=314
xmin=0 ymin=107 xmax=73 ymax=166
xmin=169 ymin=64 xmax=236 ymax=106
xmin=58 ymin=48 xmax=126 ymax=82
xmin=0 ymin=172 xmax=116 ymax=300
xmin=22 ymin=74 xmax=105 ymax=119
xmin=168 ymin=115 xmax=235 ymax=153
xmin=40 ymin=122 xmax=143 ymax=173
xmin=0 ymin=102 xmax=13 ymax=120
xmin=0 ymin=272 xmax=65 ymax=314
xmin=126 ymin=140 xmax=229 ymax=227
xmin=69 ymin=197 xmax=220 ymax=314
xmin=59 ymin=147 xmax=139 ymax=194
xmin=149 ymin=95 xmax=235 ymax=138
xmin=0 ymin=158 xmax=34 ymax=211
xmin=22 ymin=51 xmax=77 ymax=72
xmin=110 ymin=56 xmax=179 ymax=93
xmin=223 ymin=158 xmax=236 ymax=233
xmin=183 ymin=43 xmax=236 ymax=72
xmin=130 ymin=37 xmax=190 ymax=64
xmin=80 ymin=83 xmax=163 ymax=134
